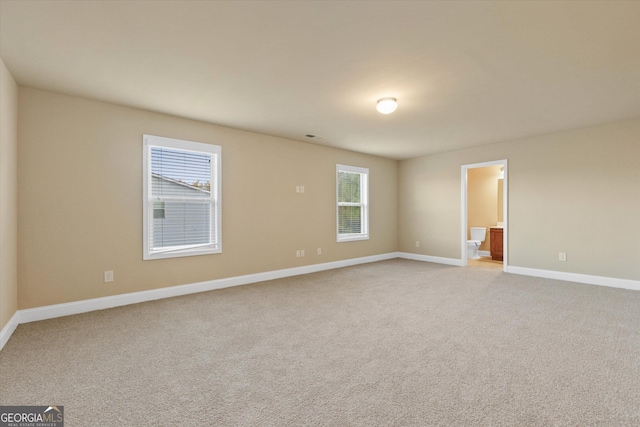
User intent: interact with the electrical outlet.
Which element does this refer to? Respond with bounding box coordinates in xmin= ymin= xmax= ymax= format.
xmin=104 ymin=270 xmax=114 ymax=283
xmin=317 ymin=247 xmax=322 ymax=255
xmin=559 ymin=252 xmax=567 ymax=262
xmin=415 ymin=241 xmax=420 ymax=247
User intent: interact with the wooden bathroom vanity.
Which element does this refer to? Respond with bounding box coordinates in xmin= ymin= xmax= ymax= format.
xmin=490 ymin=227 xmax=503 ymax=261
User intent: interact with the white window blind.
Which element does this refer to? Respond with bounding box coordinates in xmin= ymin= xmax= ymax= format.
xmin=337 ymin=164 xmax=369 ymax=242
xmin=143 ymin=135 xmax=221 ymax=260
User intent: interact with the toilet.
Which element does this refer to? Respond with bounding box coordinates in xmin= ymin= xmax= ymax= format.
xmin=467 ymin=227 xmax=487 ymax=259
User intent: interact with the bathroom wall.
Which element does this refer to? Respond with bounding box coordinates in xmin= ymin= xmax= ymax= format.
xmin=467 ymin=165 xmax=502 ymax=252
xmin=497 ymin=179 xmax=504 ymax=223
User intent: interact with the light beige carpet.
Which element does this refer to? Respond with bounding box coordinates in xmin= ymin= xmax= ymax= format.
xmin=1 ymin=259 xmax=639 ymax=426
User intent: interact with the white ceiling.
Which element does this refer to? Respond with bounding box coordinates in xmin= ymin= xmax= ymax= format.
xmin=1 ymin=1 xmax=639 ymax=160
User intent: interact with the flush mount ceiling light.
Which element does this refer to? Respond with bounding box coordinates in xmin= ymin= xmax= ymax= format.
xmin=376 ymin=97 xmax=398 ymax=114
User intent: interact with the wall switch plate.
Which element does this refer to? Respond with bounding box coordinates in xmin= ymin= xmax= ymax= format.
xmin=317 ymin=248 xmax=322 ymax=255
xmin=104 ymin=270 xmax=114 ymax=282
xmin=559 ymin=252 xmax=567 ymax=261
xmin=415 ymin=241 xmax=420 ymax=247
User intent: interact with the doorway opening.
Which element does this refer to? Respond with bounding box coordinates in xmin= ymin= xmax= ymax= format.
xmin=461 ymin=160 xmax=508 ymax=272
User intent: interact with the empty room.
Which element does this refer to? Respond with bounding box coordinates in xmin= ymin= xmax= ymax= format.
xmin=1 ymin=1 xmax=639 ymax=425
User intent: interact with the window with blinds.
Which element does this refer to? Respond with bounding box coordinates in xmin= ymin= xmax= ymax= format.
xmin=143 ymin=135 xmax=221 ymax=260
xmin=336 ymin=164 xmax=369 ymax=242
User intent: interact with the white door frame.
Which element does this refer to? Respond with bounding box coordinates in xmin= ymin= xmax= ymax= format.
xmin=461 ymin=159 xmax=508 ymax=271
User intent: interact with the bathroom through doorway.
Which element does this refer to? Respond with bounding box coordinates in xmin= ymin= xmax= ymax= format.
xmin=461 ymin=160 xmax=508 ymax=272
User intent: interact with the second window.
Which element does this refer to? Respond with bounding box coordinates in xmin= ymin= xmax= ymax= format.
xmin=337 ymin=164 xmax=369 ymax=242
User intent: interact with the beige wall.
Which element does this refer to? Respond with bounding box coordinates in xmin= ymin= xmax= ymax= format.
xmin=399 ymin=117 xmax=640 ymax=281
xmin=18 ymin=88 xmax=398 ymax=309
xmin=0 ymin=58 xmax=19 ymax=330
xmin=10 ymin=86 xmax=640 ymax=314
xmin=468 ymin=165 xmax=501 ymax=251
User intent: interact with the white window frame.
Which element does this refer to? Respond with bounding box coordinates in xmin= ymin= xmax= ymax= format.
xmin=143 ymin=134 xmax=222 ymax=260
xmin=336 ymin=164 xmax=369 ymax=242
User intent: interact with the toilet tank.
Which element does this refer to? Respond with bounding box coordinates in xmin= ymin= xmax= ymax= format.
xmin=470 ymin=227 xmax=487 ymax=241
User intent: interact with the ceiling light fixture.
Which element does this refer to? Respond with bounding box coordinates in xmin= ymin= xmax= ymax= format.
xmin=376 ymin=97 xmax=398 ymax=114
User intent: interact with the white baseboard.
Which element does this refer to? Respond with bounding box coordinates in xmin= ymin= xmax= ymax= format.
xmin=478 ymin=250 xmax=491 ymax=257
xmin=14 ymin=251 xmax=398 ymax=327
xmin=398 ymin=252 xmax=464 ymax=267
xmin=507 ymin=266 xmax=640 ymax=291
xmin=0 ymin=311 xmax=19 ymax=351
xmin=398 ymin=252 xmax=640 ymax=291
xmin=3 ymin=252 xmax=638 ymax=352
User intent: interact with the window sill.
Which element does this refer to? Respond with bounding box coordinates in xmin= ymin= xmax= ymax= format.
xmin=144 ymin=246 xmax=221 ymax=260
xmin=337 ymin=234 xmax=369 ymax=243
